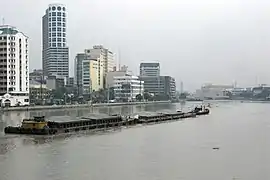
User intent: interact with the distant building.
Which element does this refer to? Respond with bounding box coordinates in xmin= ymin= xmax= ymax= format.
xmin=113 ymin=75 xmax=144 ymax=102
xmin=42 ymin=3 xmax=69 ymax=78
xmin=74 ymin=53 xmax=85 ymax=95
xmin=66 ymin=77 xmax=74 ymax=86
xmin=74 ymin=53 xmax=99 ymax=96
xmin=195 ymin=84 xmax=234 ymax=100
xmin=0 ymin=25 xmax=30 ymax=107
xmin=140 ymin=62 xmax=160 ymax=77
xmin=29 ymin=80 xmax=51 ymax=103
xmin=46 ymin=75 xmax=65 ymax=90
xmin=85 ymin=45 xmax=115 ymax=88
xmin=106 ymin=66 xmax=133 ymax=88
xmin=141 ymin=76 xmax=176 ymax=99
xmin=29 ymin=69 xmax=46 ymax=84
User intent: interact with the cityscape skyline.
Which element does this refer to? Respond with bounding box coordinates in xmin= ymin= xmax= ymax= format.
xmin=3 ymin=0 xmax=270 ymax=90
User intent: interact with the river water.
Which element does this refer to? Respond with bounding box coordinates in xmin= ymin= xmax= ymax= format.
xmin=0 ymin=101 xmax=269 ymax=180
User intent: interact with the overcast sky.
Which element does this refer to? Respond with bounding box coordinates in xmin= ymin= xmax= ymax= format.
xmin=2 ymin=0 xmax=270 ymax=91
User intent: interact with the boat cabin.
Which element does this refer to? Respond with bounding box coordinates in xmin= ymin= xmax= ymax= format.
xmin=21 ymin=116 xmax=48 ymax=129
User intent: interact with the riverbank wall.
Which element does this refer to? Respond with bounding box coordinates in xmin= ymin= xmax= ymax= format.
xmin=1 ymin=101 xmax=171 ymax=112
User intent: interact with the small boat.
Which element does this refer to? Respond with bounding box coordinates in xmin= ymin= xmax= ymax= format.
xmin=190 ymin=107 xmax=210 ymax=115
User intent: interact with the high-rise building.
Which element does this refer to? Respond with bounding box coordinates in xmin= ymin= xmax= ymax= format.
xmin=86 ymin=45 xmax=114 ymax=88
xmin=140 ymin=62 xmax=160 ymax=77
xmin=42 ymin=3 xmax=69 ymax=78
xmin=0 ymin=25 xmax=30 ymax=107
xmin=74 ymin=53 xmax=98 ymax=96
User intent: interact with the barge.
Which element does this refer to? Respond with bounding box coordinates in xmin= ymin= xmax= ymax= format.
xmin=4 ymin=108 xmax=209 ymax=135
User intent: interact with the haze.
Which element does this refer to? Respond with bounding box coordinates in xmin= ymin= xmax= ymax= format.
xmin=2 ymin=0 xmax=270 ymax=90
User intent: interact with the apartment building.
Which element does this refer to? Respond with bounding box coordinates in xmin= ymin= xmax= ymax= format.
xmin=0 ymin=25 xmax=30 ymax=106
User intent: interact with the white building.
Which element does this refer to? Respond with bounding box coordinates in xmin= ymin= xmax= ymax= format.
xmin=42 ymin=3 xmax=69 ymax=78
xmin=0 ymin=25 xmax=30 ymax=107
xmin=195 ymin=84 xmax=233 ymax=100
xmin=113 ymin=75 xmax=144 ymax=101
xmin=106 ymin=65 xmax=133 ymax=88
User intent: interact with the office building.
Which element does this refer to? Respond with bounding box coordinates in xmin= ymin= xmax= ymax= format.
xmin=106 ymin=65 xmax=133 ymax=88
xmin=140 ymin=62 xmax=160 ymax=77
xmin=113 ymin=75 xmax=144 ymax=102
xmin=74 ymin=53 xmax=98 ymax=96
xmin=42 ymin=3 xmax=69 ymax=78
xmin=0 ymin=25 xmax=30 ymax=106
xmin=195 ymin=84 xmax=234 ymax=100
xmin=141 ymin=76 xmax=176 ymax=99
xmin=86 ymin=45 xmax=115 ymax=88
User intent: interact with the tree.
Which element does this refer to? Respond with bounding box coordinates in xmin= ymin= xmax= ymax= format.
xmin=143 ymin=92 xmax=152 ymax=101
xmin=136 ymin=94 xmax=143 ymax=101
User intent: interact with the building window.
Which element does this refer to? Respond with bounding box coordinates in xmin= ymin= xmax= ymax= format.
xmin=63 ymin=23 xmax=66 ymax=27
xmin=57 ymin=43 xmax=62 ymax=47
xmin=52 ymin=38 xmax=56 ymax=42
xmin=49 ymin=23 xmax=51 ymax=27
xmin=63 ymin=28 xmax=66 ymax=32
xmin=63 ymin=18 xmax=66 ymax=22
xmin=57 ymin=17 xmax=61 ymax=21
xmin=57 ymin=12 xmax=61 ymax=16
xmin=57 ymin=27 xmax=61 ymax=31
xmin=63 ymin=43 xmax=66 ymax=47
xmin=57 ymin=22 xmax=61 ymax=26
xmin=52 ymin=27 xmax=56 ymax=31
xmin=52 ymin=12 xmax=56 ymax=16
xmin=63 ymin=13 xmax=66 ymax=17
xmin=63 ymin=33 xmax=66 ymax=37
xmin=63 ymin=7 xmax=65 ymax=11
xmin=52 ymin=22 xmax=56 ymax=26
xmin=52 ymin=43 xmax=56 ymax=47
xmin=63 ymin=38 xmax=66 ymax=42
xmin=52 ymin=6 xmax=56 ymax=11
xmin=57 ymin=33 xmax=62 ymax=37
xmin=57 ymin=38 xmax=62 ymax=42
xmin=52 ymin=33 xmax=56 ymax=37
xmin=52 ymin=17 xmax=56 ymax=21
xmin=57 ymin=6 xmax=61 ymax=11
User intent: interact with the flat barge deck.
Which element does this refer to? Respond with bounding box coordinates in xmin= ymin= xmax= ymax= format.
xmin=4 ymin=108 xmax=210 ymax=135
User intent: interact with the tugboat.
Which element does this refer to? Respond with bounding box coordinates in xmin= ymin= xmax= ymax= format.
xmin=191 ymin=106 xmax=210 ymax=115
xmin=4 ymin=116 xmax=56 ymax=135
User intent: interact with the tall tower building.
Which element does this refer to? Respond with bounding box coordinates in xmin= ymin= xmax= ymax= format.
xmin=42 ymin=4 xmax=69 ymax=78
xmin=0 ymin=25 xmax=29 ymax=107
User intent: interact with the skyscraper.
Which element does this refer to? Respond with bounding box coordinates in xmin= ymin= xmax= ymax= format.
xmin=42 ymin=3 xmax=69 ymax=78
xmin=0 ymin=25 xmax=30 ymax=107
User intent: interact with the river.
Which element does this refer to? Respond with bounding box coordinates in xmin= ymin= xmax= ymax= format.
xmin=0 ymin=101 xmax=269 ymax=180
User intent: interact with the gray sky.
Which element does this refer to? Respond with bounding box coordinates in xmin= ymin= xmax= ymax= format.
xmin=2 ymin=0 xmax=270 ymax=91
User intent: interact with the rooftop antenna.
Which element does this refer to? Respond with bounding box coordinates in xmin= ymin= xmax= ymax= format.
xmin=180 ymin=81 xmax=184 ymax=94
xmin=118 ymin=48 xmax=121 ymax=71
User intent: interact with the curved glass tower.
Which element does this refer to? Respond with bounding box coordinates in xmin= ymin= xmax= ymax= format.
xmin=42 ymin=3 xmax=69 ymax=78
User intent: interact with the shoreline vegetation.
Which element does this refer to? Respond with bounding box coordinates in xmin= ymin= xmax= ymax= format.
xmin=1 ymin=101 xmax=171 ymax=112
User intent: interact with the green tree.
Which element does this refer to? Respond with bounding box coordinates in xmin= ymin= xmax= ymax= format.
xmin=143 ymin=92 xmax=152 ymax=101
xmin=136 ymin=94 xmax=143 ymax=101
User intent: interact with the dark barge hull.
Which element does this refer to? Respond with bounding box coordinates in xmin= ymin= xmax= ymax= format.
xmin=4 ymin=110 xmax=210 ymax=135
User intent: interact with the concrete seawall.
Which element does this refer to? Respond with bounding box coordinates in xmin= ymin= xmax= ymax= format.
xmin=1 ymin=101 xmax=171 ymax=112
